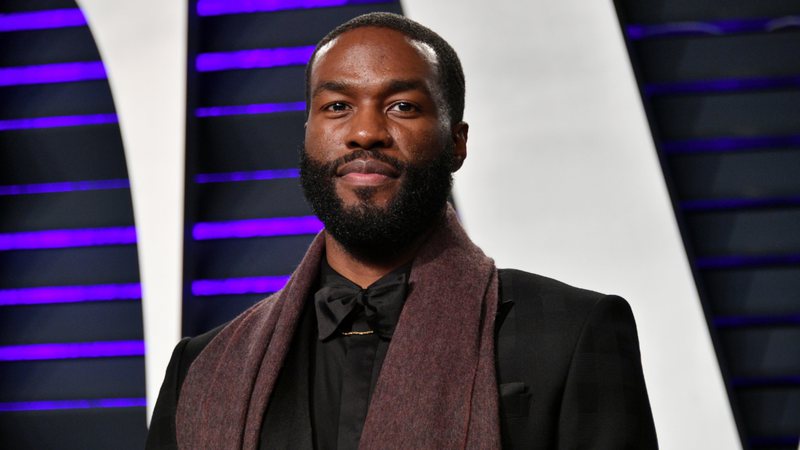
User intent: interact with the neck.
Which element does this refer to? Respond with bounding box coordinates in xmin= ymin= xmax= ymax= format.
xmin=324 ymin=229 xmax=433 ymax=288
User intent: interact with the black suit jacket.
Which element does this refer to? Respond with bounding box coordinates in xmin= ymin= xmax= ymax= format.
xmin=147 ymin=269 xmax=658 ymax=449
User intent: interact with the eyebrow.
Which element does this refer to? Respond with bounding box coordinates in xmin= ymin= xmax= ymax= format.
xmin=311 ymin=79 xmax=430 ymax=99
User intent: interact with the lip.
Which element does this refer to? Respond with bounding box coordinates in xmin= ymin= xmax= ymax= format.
xmin=335 ymin=158 xmax=401 ymax=187
xmin=336 ymin=159 xmax=400 ymax=178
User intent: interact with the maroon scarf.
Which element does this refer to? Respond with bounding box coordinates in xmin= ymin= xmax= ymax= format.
xmin=176 ymin=206 xmax=500 ymax=449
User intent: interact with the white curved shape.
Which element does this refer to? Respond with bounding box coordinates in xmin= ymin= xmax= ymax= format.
xmin=402 ymin=0 xmax=741 ymax=448
xmin=76 ymin=0 xmax=187 ymax=421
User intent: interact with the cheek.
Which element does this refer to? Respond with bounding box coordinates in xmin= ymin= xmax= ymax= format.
xmin=304 ymin=122 xmax=340 ymax=159
xmin=397 ymin=126 xmax=450 ymax=162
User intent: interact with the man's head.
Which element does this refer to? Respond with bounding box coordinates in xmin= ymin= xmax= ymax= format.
xmin=304 ymin=12 xmax=466 ymax=126
xmin=301 ymin=13 xmax=468 ymax=261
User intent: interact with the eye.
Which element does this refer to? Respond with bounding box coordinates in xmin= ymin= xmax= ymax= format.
xmin=388 ymin=101 xmax=420 ymax=114
xmin=323 ymin=101 xmax=350 ymax=112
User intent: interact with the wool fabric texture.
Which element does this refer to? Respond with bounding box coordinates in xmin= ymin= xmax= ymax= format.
xmin=176 ymin=206 xmax=501 ymax=449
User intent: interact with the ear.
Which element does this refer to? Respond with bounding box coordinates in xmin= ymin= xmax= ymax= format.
xmin=450 ymin=121 xmax=468 ymax=172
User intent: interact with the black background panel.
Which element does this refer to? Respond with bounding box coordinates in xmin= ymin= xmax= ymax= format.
xmin=0 ymin=1 xmax=77 ymax=13
xmin=0 ymin=126 xmax=128 ymax=184
xmin=0 ymin=82 xmax=116 ymax=120
xmin=618 ymin=0 xmax=800 ymax=23
xmin=669 ymin=150 xmax=800 ymax=200
xmin=197 ymin=112 xmax=306 ymax=172
xmin=0 ymin=27 xmax=101 ymax=67
xmin=0 ymin=408 xmax=147 ymax=450
xmin=652 ymin=90 xmax=800 ymax=141
xmin=0 ymin=246 xmax=140 ymax=287
xmin=0 ymin=189 xmax=134 ymax=232
xmin=197 ymin=67 xmax=307 ymax=106
xmin=687 ymin=209 xmax=800 ymax=256
xmin=199 ymin=4 xmax=404 ymax=52
xmin=704 ymin=267 xmax=800 ymax=316
xmin=616 ymin=0 xmax=800 ymax=446
xmin=191 ymin=235 xmax=315 ymax=280
xmin=720 ymin=327 xmax=800 ymax=378
xmin=0 ymin=301 xmax=144 ymax=345
xmin=196 ymin=178 xmax=312 ymax=221
xmin=634 ymin=32 xmax=800 ymax=84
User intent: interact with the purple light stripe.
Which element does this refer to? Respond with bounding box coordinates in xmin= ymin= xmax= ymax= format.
xmin=196 ymin=101 xmax=306 ymax=117
xmin=0 ymin=113 xmax=118 ymax=131
xmin=195 ymin=169 xmax=299 ymax=183
xmin=0 ymin=61 xmax=106 ymax=87
xmin=0 ymin=340 xmax=144 ymax=361
xmin=626 ymin=16 xmax=800 ymax=40
xmin=681 ymin=196 xmax=800 ymax=212
xmin=645 ymin=75 xmax=800 ymax=96
xmin=714 ymin=314 xmax=800 ymax=328
xmin=696 ymin=254 xmax=800 ymax=270
xmin=0 ymin=397 xmax=147 ymax=412
xmin=662 ymin=135 xmax=800 ymax=154
xmin=0 ymin=283 xmax=141 ymax=306
xmin=196 ymin=46 xmax=315 ymax=72
xmin=192 ymin=275 xmax=291 ymax=296
xmin=0 ymin=8 xmax=86 ymax=32
xmin=193 ymin=216 xmax=323 ymax=240
xmin=749 ymin=436 xmax=800 ymax=446
xmin=197 ymin=0 xmax=393 ymax=16
xmin=731 ymin=375 xmax=800 ymax=388
xmin=0 ymin=226 xmax=137 ymax=251
xmin=0 ymin=179 xmax=129 ymax=196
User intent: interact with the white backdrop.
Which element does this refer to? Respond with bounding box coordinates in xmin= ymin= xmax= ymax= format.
xmin=79 ymin=0 xmax=741 ymax=447
xmin=402 ymin=0 xmax=740 ymax=448
xmin=77 ymin=0 xmax=187 ymax=421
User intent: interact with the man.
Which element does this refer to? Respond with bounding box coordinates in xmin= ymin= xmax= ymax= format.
xmin=147 ymin=12 xmax=657 ymax=449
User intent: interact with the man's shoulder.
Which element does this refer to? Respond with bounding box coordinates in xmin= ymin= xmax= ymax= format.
xmin=498 ymin=268 xmax=616 ymax=319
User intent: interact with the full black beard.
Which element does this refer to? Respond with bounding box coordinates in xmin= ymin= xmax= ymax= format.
xmin=300 ymin=146 xmax=455 ymax=262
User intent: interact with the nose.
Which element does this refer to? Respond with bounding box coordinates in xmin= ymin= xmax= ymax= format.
xmin=346 ymin=107 xmax=392 ymax=150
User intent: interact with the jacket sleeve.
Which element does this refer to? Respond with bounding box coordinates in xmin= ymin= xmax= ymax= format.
xmin=557 ymin=295 xmax=658 ymax=449
xmin=145 ymin=338 xmax=190 ymax=450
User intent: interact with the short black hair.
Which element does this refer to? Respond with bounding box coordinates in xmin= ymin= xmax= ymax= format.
xmin=305 ymin=12 xmax=465 ymax=125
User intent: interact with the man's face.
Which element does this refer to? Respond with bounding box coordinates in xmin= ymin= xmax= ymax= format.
xmin=301 ymin=27 xmax=467 ymax=258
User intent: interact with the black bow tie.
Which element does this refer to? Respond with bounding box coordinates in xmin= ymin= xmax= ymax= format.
xmin=314 ymin=271 xmax=408 ymax=341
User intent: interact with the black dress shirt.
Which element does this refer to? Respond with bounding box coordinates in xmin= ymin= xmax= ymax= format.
xmin=310 ymin=261 xmax=410 ymax=450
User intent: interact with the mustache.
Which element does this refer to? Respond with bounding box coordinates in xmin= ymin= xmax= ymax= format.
xmin=321 ymin=149 xmax=407 ymax=177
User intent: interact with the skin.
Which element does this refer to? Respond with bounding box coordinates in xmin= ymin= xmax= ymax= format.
xmin=305 ymin=27 xmax=469 ymax=287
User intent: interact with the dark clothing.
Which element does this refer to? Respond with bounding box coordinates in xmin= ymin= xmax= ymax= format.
xmin=310 ymin=262 xmax=408 ymax=450
xmin=146 ymin=269 xmax=659 ymax=449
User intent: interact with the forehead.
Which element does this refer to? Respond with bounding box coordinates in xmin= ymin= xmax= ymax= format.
xmin=309 ymin=27 xmax=439 ymax=88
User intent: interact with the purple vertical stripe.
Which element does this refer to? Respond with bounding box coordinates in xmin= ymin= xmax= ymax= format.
xmin=0 ymin=179 xmax=130 ymax=196
xmin=196 ymin=46 xmax=315 ymax=72
xmin=731 ymin=375 xmax=800 ymax=388
xmin=695 ymin=254 xmax=800 ymax=270
xmin=0 ymin=397 xmax=147 ymax=412
xmin=0 ymin=340 xmax=145 ymax=361
xmin=0 ymin=113 xmax=118 ymax=131
xmin=0 ymin=283 xmax=141 ymax=306
xmin=0 ymin=8 xmax=86 ymax=32
xmin=196 ymin=101 xmax=306 ymax=117
xmin=681 ymin=196 xmax=800 ymax=212
xmin=713 ymin=314 xmax=800 ymax=328
xmin=0 ymin=226 xmax=137 ymax=251
xmin=644 ymin=76 xmax=800 ymax=96
xmin=626 ymin=16 xmax=800 ymax=40
xmin=192 ymin=276 xmax=291 ymax=296
xmin=661 ymin=135 xmax=800 ymax=154
xmin=0 ymin=61 xmax=106 ymax=86
xmin=193 ymin=216 xmax=323 ymax=240
xmin=197 ymin=0 xmax=393 ymax=16
xmin=195 ymin=169 xmax=299 ymax=183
